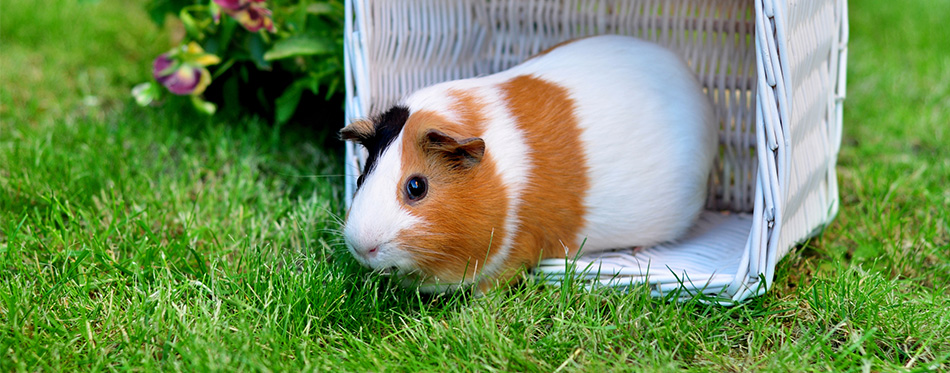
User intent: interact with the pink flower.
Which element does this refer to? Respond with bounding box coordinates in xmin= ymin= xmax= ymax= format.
xmin=213 ymin=0 xmax=244 ymax=11
xmin=153 ymin=54 xmax=200 ymax=95
xmin=152 ymin=42 xmax=220 ymax=96
xmin=213 ymin=0 xmax=275 ymax=33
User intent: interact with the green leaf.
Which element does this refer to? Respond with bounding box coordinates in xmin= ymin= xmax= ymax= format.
xmin=146 ymin=0 xmax=176 ymax=26
xmin=190 ymin=95 xmax=217 ymax=115
xmin=324 ymin=77 xmax=340 ymax=100
xmin=217 ymin=15 xmax=238 ymax=52
xmin=212 ymin=58 xmax=237 ymax=80
xmin=146 ymin=0 xmax=196 ymax=26
xmin=275 ymin=81 xmax=307 ymax=124
xmin=306 ymin=3 xmax=335 ymax=15
xmin=263 ymin=35 xmax=334 ymax=61
xmin=179 ymin=8 xmax=202 ymax=38
xmin=131 ymin=82 xmax=162 ymax=106
xmin=248 ymin=34 xmax=272 ymax=70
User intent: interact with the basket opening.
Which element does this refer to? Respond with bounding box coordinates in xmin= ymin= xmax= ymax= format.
xmin=356 ymin=0 xmax=759 ymax=214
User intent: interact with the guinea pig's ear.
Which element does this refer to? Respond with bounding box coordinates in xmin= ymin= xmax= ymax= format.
xmin=340 ymin=119 xmax=375 ymax=143
xmin=423 ymin=129 xmax=485 ymax=169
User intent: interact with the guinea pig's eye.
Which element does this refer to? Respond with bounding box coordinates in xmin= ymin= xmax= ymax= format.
xmin=405 ymin=175 xmax=428 ymax=202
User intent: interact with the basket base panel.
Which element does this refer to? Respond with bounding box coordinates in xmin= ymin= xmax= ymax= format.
xmin=534 ymin=210 xmax=755 ymax=299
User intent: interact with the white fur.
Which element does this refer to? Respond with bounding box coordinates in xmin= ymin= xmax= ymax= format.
xmin=501 ymin=35 xmax=718 ymax=251
xmin=343 ymin=136 xmax=425 ymax=272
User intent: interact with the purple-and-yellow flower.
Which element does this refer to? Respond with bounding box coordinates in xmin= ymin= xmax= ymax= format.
xmin=213 ymin=0 xmax=275 ymax=33
xmin=152 ymin=42 xmax=221 ymax=96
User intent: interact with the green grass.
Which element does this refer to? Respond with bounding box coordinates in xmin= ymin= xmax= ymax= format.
xmin=1 ymin=0 xmax=949 ymax=371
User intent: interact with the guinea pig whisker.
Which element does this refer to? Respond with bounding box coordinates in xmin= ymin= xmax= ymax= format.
xmin=319 ymin=207 xmax=347 ymax=227
xmin=320 ymin=227 xmax=345 ymax=236
xmin=285 ymin=173 xmax=347 ymax=179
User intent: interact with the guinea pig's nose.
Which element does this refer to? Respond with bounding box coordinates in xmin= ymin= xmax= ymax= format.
xmin=363 ymin=245 xmax=379 ymax=258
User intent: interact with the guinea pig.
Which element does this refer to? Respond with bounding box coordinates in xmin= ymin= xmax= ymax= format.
xmin=341 ymin=34 xmax=717 ymax=292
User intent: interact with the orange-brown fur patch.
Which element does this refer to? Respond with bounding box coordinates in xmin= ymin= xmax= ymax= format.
xmin=492 ymin=75 xmax=590 ymax=284
xmin=396 ymin=95 xmax=509 ymax=284
xmin=394 ymin=78 xmax=589 ymax=289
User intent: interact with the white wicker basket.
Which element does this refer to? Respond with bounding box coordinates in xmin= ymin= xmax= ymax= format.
xmin=342 ymin=0 xmax=848 ymax=303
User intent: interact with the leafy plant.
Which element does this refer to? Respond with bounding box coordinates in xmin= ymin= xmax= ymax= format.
xmin=134 ymin=0 xmax=343 ymax=124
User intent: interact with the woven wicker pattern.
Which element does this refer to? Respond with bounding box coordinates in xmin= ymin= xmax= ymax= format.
xmin=342 ymin=0 xmax=848 ymax=302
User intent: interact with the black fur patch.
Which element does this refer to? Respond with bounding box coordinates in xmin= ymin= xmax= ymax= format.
xmin=358 ymin=106 xmax=410 ymax=188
